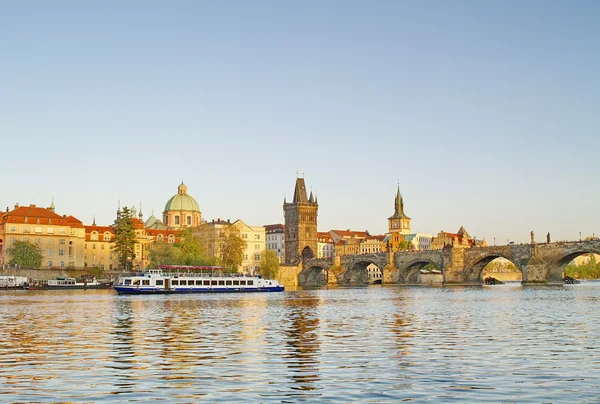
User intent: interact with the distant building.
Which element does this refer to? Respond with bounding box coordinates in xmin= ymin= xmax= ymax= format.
xmin=360 ymin=235 xmax=385 ymax=254
xmin=162 ymin=183 xmax=202 ymax=229
xmin=199 ymin=219 xmax=265 ymax=274
xmin=404 ymin=233 xmax=434 ymax=251
xmin=430 ymin=226 xmax=483 ymax=249
xmin=264 ymin=224 xmax=285 ymax=262
xmin=0 ymin=203 xmax=86 ymax=269
xmin=330 ymin=230 xmax=369 ymax=257
xmin=317 ymin=231 xmax=334 ymax=258
xmin=283 ymin=177 xmax=318 ymax=264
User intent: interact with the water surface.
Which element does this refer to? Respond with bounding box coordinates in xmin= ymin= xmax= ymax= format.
xmin=1 ymin=284 xmax=599 ymax=402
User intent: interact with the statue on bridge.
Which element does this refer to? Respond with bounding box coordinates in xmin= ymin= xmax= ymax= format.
xmin=547 ymin=232 xmax=551 ymax=243
xmin=530 ymin=230 xmax=535 ymax=244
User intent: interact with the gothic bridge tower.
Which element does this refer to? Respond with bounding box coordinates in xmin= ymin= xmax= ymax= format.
xmin=284 ymin=177 xmax=318 ymax=264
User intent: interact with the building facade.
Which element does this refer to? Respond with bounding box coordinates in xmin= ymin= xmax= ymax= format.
xmin=317 ymin=231 xmax=334 ymax=258
xmin=0 ymin=204 xmax=86 ymax=269
xmin=198 ymin=219 xmax=265 ymax=274
xmin=265 ymin=224 xmax=285 ymax=262
xmin=283 ymin=177 xmax=318 ymax=264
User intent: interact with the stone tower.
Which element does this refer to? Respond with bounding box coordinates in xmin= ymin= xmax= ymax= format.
xmin=388 ymin=185 xmax=411 ymax=235
xmin=284 ymin=177 xmax=318 ymax=264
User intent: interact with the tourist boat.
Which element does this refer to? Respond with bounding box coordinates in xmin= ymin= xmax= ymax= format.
xmin=0 ymin=276 xmax=30 ymax=289
xmin=28 ymin=275 xmax=113 ymax=290
xmin=113 ymin=265 xmax=284 ymax=295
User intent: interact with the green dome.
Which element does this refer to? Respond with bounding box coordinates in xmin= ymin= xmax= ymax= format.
xmin=163 ymin=183 xmax=201 ymax=212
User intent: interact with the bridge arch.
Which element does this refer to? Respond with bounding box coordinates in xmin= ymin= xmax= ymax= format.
xmin=402 ymin=259 xmax=442 ymax=284
xmin=339 ymin=259 xmax=380 ymax=285
xmin=463 ymin=253 xmax=524 ymax=284
xmin=299 ymin=265 xmax=328 ymax=287
xmin=547 ymin=248 xmax=600 ymax=282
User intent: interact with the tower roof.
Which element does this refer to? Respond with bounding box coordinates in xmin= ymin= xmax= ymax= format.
xmin=388 ymin=186 xmax=410 ymax=220
xmin=293 ymin=178 xmax=309 ymax=203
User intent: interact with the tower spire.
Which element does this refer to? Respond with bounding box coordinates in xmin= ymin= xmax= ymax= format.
xmin=92 ymin=215 xmax=96 ymax=226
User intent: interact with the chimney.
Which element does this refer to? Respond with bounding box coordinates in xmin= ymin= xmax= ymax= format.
xmin=14 ymin=203 xmax=19 ymax=209
xmin=30 ymin=204 xmax=36 ymax=208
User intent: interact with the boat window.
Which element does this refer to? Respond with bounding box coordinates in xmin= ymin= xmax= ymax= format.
xmin=226 ymin=280 xmax=232 ymax=286
xmin=156 ymin=280 xmax=164 ymax=286
xmin=180 ymin=280 xmax=187 ymax=285
xmin=124 ymin=279 xmax=131 ymax=285
xmin=142 ymin=280 xmax=150 ymax=286
xmin=233 ymin=280 xmax=239 ymax=286
xmin=172 ymin=280 xmax=179 ymax=285
xmin=247 ymin=280 xmax=253 ymax=286
xmin=203 ymin=280 xmax=210 ymax=286
xmin=211 ymin=280 xmax=217 ymax=286
xmin=195 ymin=280 xmax=202 ymax=285
xmin=219 ymin=280 xmax=225 ymax=285
xmin=240 ymin=280 xmax=246 ymax=285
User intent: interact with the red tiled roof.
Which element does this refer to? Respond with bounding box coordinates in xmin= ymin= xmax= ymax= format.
xmin=264 ymin=224 xmax=285 ymax=232
xmin=0 ymin=205 xmax=78 ymax=226
xmin=331 ymin=230 xmax=369 ymax=238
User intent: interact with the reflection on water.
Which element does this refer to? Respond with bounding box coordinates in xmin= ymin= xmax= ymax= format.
xmin=1 ymin=285 xmax=600 ymax=402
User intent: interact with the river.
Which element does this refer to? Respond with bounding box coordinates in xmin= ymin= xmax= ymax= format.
xmin=1 ymin=284 xmax=599 ymax=402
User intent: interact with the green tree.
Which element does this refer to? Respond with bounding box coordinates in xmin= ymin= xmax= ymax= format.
xmin=112 ymin=206 xmax=137 ymax=271
xmin=219 ymin=225 xmax=246 ymax=272
xmin=6 ymin=240 xmax=43 ymax=268
xmin=148 ymin=242 xmax=183 ymax=267
xmin=259 ymin=249 xmax=280 ymax=279
xmin=565 ymin=254 xmax=600 ymax=279
xmin=175 ymin=227 xmax=216 ymax=266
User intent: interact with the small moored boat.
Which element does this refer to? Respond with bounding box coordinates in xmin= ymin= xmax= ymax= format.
xmin=113 ymin=265 xmax=284 ymax=295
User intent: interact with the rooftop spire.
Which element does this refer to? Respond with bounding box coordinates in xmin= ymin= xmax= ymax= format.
xmin=388 ymin=185 xmax=410 ymax=220
xmin=92 ymin=215 xmax=96 ymax=226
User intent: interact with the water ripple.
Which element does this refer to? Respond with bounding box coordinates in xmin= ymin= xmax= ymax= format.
xmin=1 ymin=285 xmax=600 ymax=402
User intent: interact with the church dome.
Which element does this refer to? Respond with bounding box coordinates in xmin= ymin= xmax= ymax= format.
xmin=163 ymin=183 xmax=201 ymax=213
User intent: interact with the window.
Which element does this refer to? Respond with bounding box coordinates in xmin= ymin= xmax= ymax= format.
xmin=187 ymin=216 xmax=191 ymax=225
xmin=211 ymin=280 xmax=217 ymax=286
xmin=254 ymin=244 xmax=260 ymax=250
xmin=101 ymin=245 xmax=105 ymax=250
xmin=179 ymin=280 xmax=187 ymax=285
xmin=174 ymin=216 xmax=180 ymax=225
xmin=84 ymin=244 xmax=87 ymax=249
xmin=219 ymin=280 xmax=225 ymax=285
xmin=248 ymin=280 xmax=254 ymax=286
xmin=240 ymin=280 xmax=246 ymax=285
xmin=103 ymin=233 xmax=111 ymax=241
xmin=254 ymin=254 xmax=260 ymax=261
xmin=142 ymin=280 xmax=150 ymax=286
xmin=59 ymin=249 xmax=64 ymax=256
xmin=47 ymin=250 xmax=53 ymax=256
xmin=254 ymin=234 xmax=260 ymax=240
xmin=244 ymin=254 xmax=248 ymax=260
xmin=93 ymin=244 xmax=96 ymax=250
xmin=233 ymin=280 xmax=239 ymax=286
xmin=23 ymin=227 xmax=30 ymax=233
xmin=60 ymin=261 xmax=64 ymax=267
xmin=195 ymin=280 xmax=202 ymax=285
xmin=59 ymin=238 xmax=65 ymax=245
xmin=156 ymin=280 xmax=164 ymax=286
xmin=35 ymin=238 xmax=41 ymax=244
xmin=172 ymin=280 xmax=179 ymax=285
xmin=9 ymin=226 xmax=16 ymax=232
xmin=226 ymin=280 xmax=232 ymax=285
xmin=47 ymin=228 xmax=54 ymax=234
xmin=242 ymin=234 xmax=247 ymax=239
xmin=59 ymin=228 xmax=66 ymax=234
xmin=48 ymin=260 xmax=53 ymax=267
xmin=203 ymin=280 xmax=210 ymax=286
xmin=35 ymin=227 xmax=42 ymax=233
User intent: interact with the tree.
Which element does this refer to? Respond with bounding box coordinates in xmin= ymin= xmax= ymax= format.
xmin=148 ymin=242 xmax=183 ymax=267
xmin=112 ymin=206 xmax=137 ymax=271
xmin=6 ymin=240 xmax=43 ymax=268
xmin=259 ymin=249 xmax=280 ymax=279
xmin=174 ymin=227 xmax=216 ymax=266
xmin=219 ymin=225 xmax=246 ymax=272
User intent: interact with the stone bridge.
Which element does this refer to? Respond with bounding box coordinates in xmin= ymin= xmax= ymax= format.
xmin=300 ymin=240 xmax=600 ymax=286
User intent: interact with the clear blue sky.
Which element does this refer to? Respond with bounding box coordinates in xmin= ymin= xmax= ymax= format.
xmin=1 ymin=1 xmax=598 ymax=243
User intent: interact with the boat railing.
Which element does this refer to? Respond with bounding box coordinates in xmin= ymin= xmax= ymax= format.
xmin=120 ymin=271 xmax=258 ymax=279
